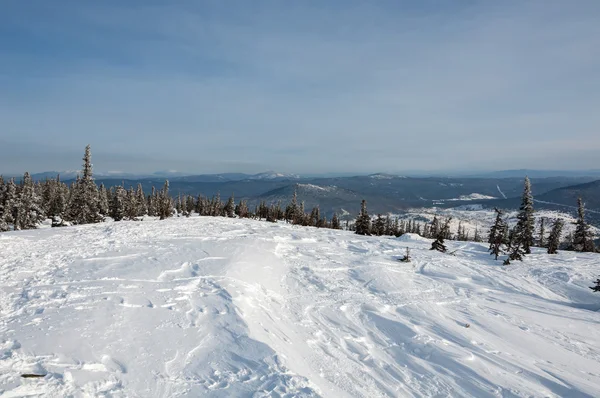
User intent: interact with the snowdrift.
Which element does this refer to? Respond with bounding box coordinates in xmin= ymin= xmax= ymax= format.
xmin=1 ymin=217 xmax=599 ymax=397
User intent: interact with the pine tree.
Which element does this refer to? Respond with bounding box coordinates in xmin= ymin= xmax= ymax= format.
xmin=286 ymin=190 xmax=300 ymax=224
xmin=136 ymin=183 xmax=147 ymax=216
xmin=374 ymin=214 xmax=385 ymax=236
xmin=66 ymin=145 xmax=103 ymax=224
xmin=547 ymin=218 xmax=564 ymax=254
xmin=15 ymin=172 xmax=44 ymax=230
xmin=473 ymin=225 xmax=482 ymax=242
xmin=98 ymin=183 xmax=110 ymax=216
xmin=0 ymin=178 xmax=18 ymax=231
xmin=331 ymin=213 xmax=340 ymax=229
xmin=488 ymin=208 xmax=507 ymax=260
xmin=235 ymin=199 xmax=249 ymax=218
xmin=431 ymin=218 xmax=451 ymax=252
xmin=221 ymin=194 xmax=234 ymax=218
xmin=124 ymin=187 xmax=139 ymax=221
xmin=537 ymin=217 xmax=546 ymax=248
xmin=355 ymin=200 xmax=371 ymax=235
xmin=430 ymin=215 xmax=440 ymax=239
xmin=513 ymin=176 xmax=535 ymax=254
xmin=573 ymin=197 xmax=596 ymax=252
xmin=158 ymin=180 xmax=173 ymax=220
xmin=110 ymin=186 xmax=126 ymax=221
xmin=590 ymin=279 xmax=600 ymax=292
xmin=505 ymin=227 xmax=525 ymax=264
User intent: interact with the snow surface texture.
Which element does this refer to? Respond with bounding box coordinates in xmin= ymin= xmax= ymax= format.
xmin=1 ymin=218 xmax=599 ymax=397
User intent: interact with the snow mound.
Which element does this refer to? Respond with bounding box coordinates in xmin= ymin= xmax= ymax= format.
xmin=1 ymin=217 xmax=599 ymax=397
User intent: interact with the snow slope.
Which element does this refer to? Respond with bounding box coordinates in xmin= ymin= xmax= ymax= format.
xmin=1 ymin=218 xmax=599 ymax=397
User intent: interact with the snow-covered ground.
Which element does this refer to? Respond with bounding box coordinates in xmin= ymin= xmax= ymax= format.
xmin=1 ymin=218 xmax=599 ymax=397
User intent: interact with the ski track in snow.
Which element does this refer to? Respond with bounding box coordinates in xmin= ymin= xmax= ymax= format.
xmin=1 ymin=217 xmax=599 ymax=397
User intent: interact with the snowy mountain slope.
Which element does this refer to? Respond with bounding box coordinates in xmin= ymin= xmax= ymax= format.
xmin=1 ymin=218 xmax=599 ymax=397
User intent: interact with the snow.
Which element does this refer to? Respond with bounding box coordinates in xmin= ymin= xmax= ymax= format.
xmin=298 ymin=183 xmax=335 ymax=192
xmin=447 ymin=193 xmax=497 ymax=201
xmin=1 ymin=217 xmax=600 ymax=397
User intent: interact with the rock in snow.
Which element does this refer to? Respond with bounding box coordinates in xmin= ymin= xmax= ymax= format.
xmin=0 ymin=217 xmax=599 ymax=397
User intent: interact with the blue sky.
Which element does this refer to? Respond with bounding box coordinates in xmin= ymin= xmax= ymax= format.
xmin=1 ymin=0 xmax=599 ymax=175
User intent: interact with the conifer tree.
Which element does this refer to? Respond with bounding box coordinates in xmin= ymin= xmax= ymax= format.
xmin=488 ymin=208 xmax=507 ymax=260
xmin=158 ymin=180 xmax=173 ymax=220
xmin=505 ymin=227 xmax=525 ymax=264
xmin=136 ymin=183 xmax=147 ymax=216
xmin=309 ymin=206 xmax=320 ymax=227
xmin=331 ymin=213 xmax=340 ymax=229
xmin=431 ymin=218 xmax=451 ymax=252
xmin=185 ymin=195 xmax=194 ymax=217
xmin=124 ymin=187 xmax=139 ymax=221
xmin=98 ymin=183 xmax=110 ymax=216
xmin=224 ymin=194 xmax=235 ymax=218
xmin=590 ymin=279 xmax=600 ymax=292
xmin=547 ymin=218 xmax=564 ymax=254
xmin=473 ymin=224 xmax=482 ymax=242
xmin=0 ymin=178 xmax=18 ymax=231
xmin=235 ymin=199 xmax=249 ymax=218
xmin=513 ymin=176 xmax=535 ymax=254
xmin=15 ymin=172 xmax=44 ymax=230
xmin=430 ymin=215 xmax=440 ymax=239
xmin=110 ymin=186 xmax=126 ymax=221
xmin=66 ymin=145 xmax=103 ymax=224
xmin=374 ymin=214 xmax=385 ymax=236
xmin=573 ymin=197 xmax=596 ymax=252
xmin=286 ymin=190 xmax=300 ymax=224
xmin=355 ymin=200 xmax=371 ymax=235
xmin=537 ymin=217 xmax=546 ymax=248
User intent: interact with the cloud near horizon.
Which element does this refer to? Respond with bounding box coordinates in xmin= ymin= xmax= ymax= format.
xmin=1 ymin=1 xmax=599 ymax=174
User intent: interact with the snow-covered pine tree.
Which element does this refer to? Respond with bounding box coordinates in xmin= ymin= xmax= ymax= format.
xmin=331 ymin=213 xmax=340 ymax=229
xmin=136 ymin=184 xmax=147 ymax=217
xmin=147 ymin=186 xmax=158 ymax=216
xmin=110 ymin=186 xmax=126 ymax=221
xmin=224 ymin=194 xmax=235 ymax=218
xmin=355 ymin=200 xmax=371 ymax=236
xmin=392 ymin=217 xmax=400 ymax=237
xmin=505 ymin=227 xmax=525 ymax=264
xmin=185 ymin=195 xmax=194 ymax=217
xmin=488 ymin=208 xmax=507 ymax=260
xmin=547 ymin=218 xmax=564 ymax=254
xmin=66 ymin=146 xmax=103 ymax=224
xmin=384 ymin=215 xmax=392 ymax=236
xmin=98 ymin=183 xmax=110 ymax=216
xmin=538 ymin=217 xmax=546 ymax=248
xmin=158 ymin=180 xmax=173 ymax=220
xmin=15 ymin=172 xmax=44 ymax=230
xmin=372 ymin=214 xmax=385 ymax=236
xmin=573 ymin=197 xmax=596 ymax=252
xmin=236 ymin=199 xmax=249 ymax=218
xmin=473 ymin=224 xmax=482 ymax=242
xmin=430 ymin=215 xmax=440 ymax=239
xmin=285 ymin=190 xmax=300 ymax=224
xmin=0 ymin=178 xmax=18 ymax=231
xmin=124 ymin=187 xmax=139 ymax=221
xmin=513 ymin=176 xmax=535 ymax=254
xmin=431 ymin=218 xmax=451 ymax=252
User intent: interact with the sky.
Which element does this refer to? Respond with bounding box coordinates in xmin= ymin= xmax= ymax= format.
xmin=1 ymin=0 xmax=599 ymax=175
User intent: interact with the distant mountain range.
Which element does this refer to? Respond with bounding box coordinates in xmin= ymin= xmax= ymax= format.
xmin=4 ymin=169 xmax=599 ymax=225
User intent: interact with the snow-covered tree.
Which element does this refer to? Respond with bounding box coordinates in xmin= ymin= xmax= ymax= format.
xmin=573 ymin=197 xmax=596 ymax=252
xmin=537 ymin=217 xmax=546 ymax=248
xmin=110 ymin=186 xmax=126 ymax=221
xmin=0 ymin=178 xmax=18 ymax=231
xmin=158 ymin=180 xmax=173 ymax=220
xmin=136 ymin=184 xmax=147 ymax=216
xmin=235 ymin=199 xmax=249 ymax=218
xmin=355 ymin=200 xmax=371 ymax=236
xmin=488 ymin=208 xmax=507 ymax=260
xmin=224 ymin=194 xmax=235 ymax=218
xmin=374 ymin=214 xmax=385 ymax=236
xmin=431 ymin=218 xmax=451 ymax=253
xmin=547 ymin=218 xmax=564 ymax=254
xmin=513 ymin=177 xmax=535 ymax=254
xmin=15 ymin=172 xmax=44 ymax=230
xmin=98 ymin=183 xmax=110 ymax=216
xmin=331 ymin=213 xmax=340 ymax=229
xmin=124 ymin=187 xmax=139 ymax=221
xmin=66 ymin=145 xmax=103 ymax=224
